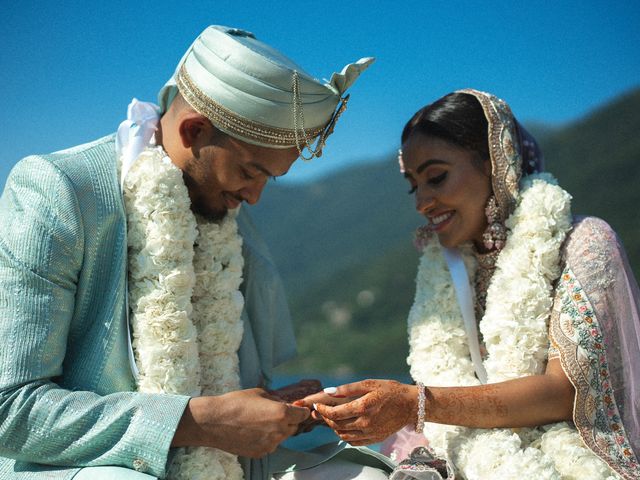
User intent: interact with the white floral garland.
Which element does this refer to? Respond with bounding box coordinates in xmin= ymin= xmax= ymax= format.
xmin=122 ymin=146 xmax=244 ymax=480
xmin=408 ymin=173 xmax=620 ymax=479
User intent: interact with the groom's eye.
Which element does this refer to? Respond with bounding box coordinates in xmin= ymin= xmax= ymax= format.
xmin=241 ymin=168 xmax=254 ymax=180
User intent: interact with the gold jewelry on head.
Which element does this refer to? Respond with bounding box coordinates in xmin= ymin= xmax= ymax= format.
xmin=292 ymin=70 xmax=349 ymax=160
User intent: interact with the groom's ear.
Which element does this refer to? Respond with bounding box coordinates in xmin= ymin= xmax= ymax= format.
xmin=178 ymin=114 xmax=213 ymax=149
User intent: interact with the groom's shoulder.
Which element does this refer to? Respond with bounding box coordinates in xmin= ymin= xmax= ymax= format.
xmin=9 ymin=134 xmax=117 ymax=189
xmin=4 ymin=134 xmax=120 ymax=216
xmin=45 ymin=133 xmax=117 ymax=172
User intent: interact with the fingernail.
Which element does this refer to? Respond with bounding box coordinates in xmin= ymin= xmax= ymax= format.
xmin=324 ymin=387 xmax=338 ymax=395
xmin=312 ymin=403 xmax=318 ymax=410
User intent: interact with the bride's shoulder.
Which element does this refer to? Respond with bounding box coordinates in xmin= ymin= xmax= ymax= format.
xmin=562 ymin=216 xmax=625 ymax=277
xmin=567 ymin=216 xmax=617 ymax=243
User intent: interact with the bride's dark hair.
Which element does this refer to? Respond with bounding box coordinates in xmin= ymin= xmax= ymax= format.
xmin=401 ymin=92 xmax=490 ymax=162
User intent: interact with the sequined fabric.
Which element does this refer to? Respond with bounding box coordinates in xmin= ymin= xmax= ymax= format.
xmin=472 ymin=248 xmax=500 ymax=325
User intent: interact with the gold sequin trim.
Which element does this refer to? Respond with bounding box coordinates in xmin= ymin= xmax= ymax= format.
xmin=176 ymin=64 xmax=325 ymax=146
xmin=459 ymin=89 xmax=523 ymax=222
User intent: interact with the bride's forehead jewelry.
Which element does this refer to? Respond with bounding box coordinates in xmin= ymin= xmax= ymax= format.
xmin=398 ymin=149 xmax=406 ymax=173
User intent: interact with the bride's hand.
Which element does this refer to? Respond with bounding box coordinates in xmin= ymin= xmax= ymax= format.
xmin=310 ymin=379 xmax=418 ymax=446
xmin=291 ymin=389 xmax=355 ymax=432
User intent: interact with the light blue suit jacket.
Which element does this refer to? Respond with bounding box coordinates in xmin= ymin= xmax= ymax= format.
xmin=0 ymin=135 xmax=297 ymax=479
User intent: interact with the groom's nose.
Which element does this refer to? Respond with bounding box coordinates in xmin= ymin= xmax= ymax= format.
xmin=239 ymin=178 xmax=268 ymax=205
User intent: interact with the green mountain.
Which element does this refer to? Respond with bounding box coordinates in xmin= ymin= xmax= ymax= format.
xmin=248 ymin=156 xmax=423 ymax=297
xmin=544 ymin=88 xmax=640 ymax=273
xmin=250 ymin=87 xmax=640 ymax=375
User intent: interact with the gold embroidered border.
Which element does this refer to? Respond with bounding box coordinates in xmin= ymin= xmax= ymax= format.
xmin=550 ymin=269 xmax=640 ymax=478
xmin=458 ymin=89 xmax=522 ymax=222
xmin=176 ymin=65 xmax=325 ymax=146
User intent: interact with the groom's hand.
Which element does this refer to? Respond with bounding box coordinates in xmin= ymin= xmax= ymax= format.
xmin=268 ymin=379 xmax=323 ymax=403
xmin=172 ymin=388 xmax=310 ymax=458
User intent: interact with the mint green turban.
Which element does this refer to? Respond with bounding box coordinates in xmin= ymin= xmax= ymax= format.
xmin=158 ymin=25 xmax=373 ymax=158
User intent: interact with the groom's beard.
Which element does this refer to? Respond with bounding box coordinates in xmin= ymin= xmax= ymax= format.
xmin=182 ymin=171 xmax=227 ymax=222
xmin=192 ymin=201 xmax=227 ymax=222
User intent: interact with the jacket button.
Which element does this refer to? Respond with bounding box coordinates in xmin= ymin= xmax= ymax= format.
xmin=133 ymin=458 xmax=148 ymax=472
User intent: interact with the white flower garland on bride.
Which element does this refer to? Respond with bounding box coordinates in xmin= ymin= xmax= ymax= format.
xmin=122 ymin=146 xmax=245 ymax=480
xmin=407 ymin=173 xmax=620 ymax=479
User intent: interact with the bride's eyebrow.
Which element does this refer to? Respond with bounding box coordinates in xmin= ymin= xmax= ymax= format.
xmin=416 ymin=159 xmax=447 ymax=174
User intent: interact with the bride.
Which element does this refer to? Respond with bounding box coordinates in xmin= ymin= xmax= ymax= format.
xmin=298 ymin=90 xmax=640 ymax=479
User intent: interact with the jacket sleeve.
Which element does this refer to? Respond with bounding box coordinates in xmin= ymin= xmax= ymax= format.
xmin=0 ymin=156 xmax=189 ymax=478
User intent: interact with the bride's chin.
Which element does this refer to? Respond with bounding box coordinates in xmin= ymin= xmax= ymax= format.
xmin=437 ymin=234 xmax=453 ymax=248
xmin=437 ymin=232 xmax=463 ymax=249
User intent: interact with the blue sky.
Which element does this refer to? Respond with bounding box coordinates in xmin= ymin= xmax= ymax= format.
xmin=1 ymin=1 xmax=639 ymax=185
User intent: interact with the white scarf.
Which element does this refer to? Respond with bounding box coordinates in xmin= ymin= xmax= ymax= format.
xmin=408 ymin=173 xmax=620 ymax=479
xmin=122 ymin=146 xmax=245 ymax=480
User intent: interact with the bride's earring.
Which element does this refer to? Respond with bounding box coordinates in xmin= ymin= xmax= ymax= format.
xmin=483 ymin=195 xmax=507 ymax=251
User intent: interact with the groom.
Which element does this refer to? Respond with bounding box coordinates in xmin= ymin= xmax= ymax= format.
xmin=0 ymin=26 xmax=377 ymax=479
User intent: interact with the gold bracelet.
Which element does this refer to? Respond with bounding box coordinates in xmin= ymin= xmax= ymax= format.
xmin=416 ymin=382 xmax=426 ymax=433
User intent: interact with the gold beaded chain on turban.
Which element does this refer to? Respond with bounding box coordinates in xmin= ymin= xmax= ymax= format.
xmin=159 ymin=25 xmax=374 ymax=160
